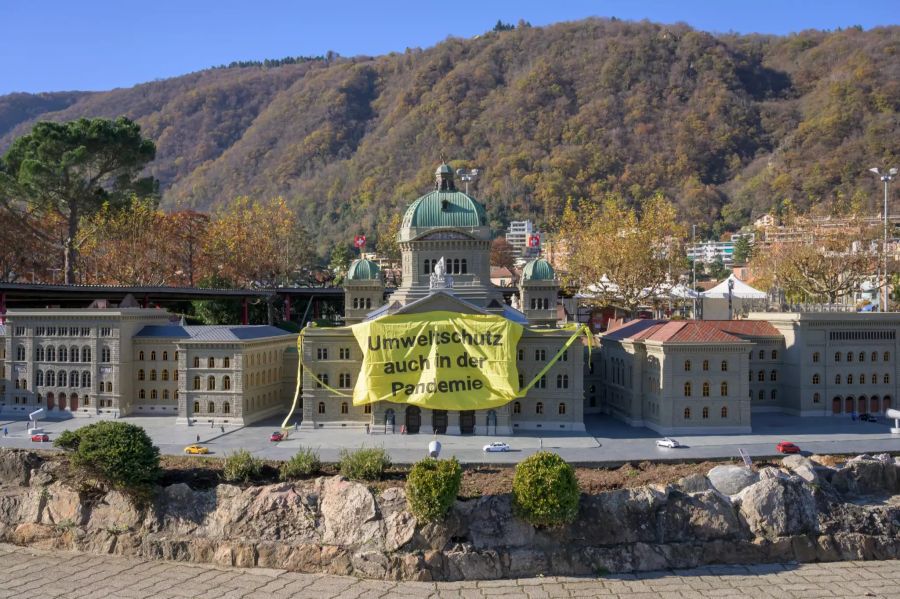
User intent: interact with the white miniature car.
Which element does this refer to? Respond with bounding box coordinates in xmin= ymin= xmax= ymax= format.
xmin=656 ymin=437 xmax=682 ymax=448
xmin=482 ymin=441 xmax=511 ymax=452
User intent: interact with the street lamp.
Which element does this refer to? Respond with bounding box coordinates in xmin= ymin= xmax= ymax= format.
xmin=870 ymin=167 xmax=897 ymax=311
xmin=455 ymin=168 xmax=481 ymax=195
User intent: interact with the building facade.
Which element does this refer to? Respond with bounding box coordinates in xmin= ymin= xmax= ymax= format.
xmin=0 ymin=308 xmax=297 ymax=425
xmin=299 ymin=165 xmax=584 ymax=434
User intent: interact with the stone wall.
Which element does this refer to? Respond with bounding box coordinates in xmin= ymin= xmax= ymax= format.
xmin=0 ymin=449 xmax=898 ymax=581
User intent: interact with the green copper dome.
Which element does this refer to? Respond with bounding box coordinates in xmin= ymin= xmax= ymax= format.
xmin=522 ymin=258 xmax=555 ymax=281
xmin=401 ymin=190 xmax=488 ymax=229
xmin=347 ymin=258 xmax=381 ymax=281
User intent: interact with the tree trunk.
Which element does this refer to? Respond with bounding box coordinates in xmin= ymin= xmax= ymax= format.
xmin=64 ymin=208 xmax=78 ymax=285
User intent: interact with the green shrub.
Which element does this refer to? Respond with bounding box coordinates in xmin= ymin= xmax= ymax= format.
xmin=512 ymin=451 xmax=580 ymax=528
xmin=406 ymin=457 xmax=462 ymax=523
xmin=65 ymin=422 xmax=160 ymax=489
xmin=223 ymin=449 xmax=262 ymax=483
xmin=339 ymin=447 xmax=391 ymax=481
xmin=54 ymin=429 xmax=81 ymax=451
xmin=279 ymin=447 xmax=321 ymax=480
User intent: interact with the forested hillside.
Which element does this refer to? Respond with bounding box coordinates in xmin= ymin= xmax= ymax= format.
xmin=2 ymin=19 xmax=898 ymax=254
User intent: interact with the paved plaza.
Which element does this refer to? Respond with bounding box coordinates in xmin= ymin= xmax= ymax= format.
xmin=1 ymin=543 xmax=899 ymax=598
xmin=1 ymin=411 xmax=898 ymax=464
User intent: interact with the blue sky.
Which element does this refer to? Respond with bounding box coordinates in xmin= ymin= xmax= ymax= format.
xmin=1 ymin=0 xmax=896 ymax=94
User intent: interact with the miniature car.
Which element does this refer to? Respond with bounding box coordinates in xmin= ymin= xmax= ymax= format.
xmin=31 ymin=433 xmax=49 ymax=442
xmin=482 ymin=441 xmax=511 ymax=452
xmin=656 ymin=437 xmax=682 ymax=448
xmin=859 ymin=413 xmax=878 ymax=422
xmin=270 ymin=431 xmax=285 ymax=442
xmin=183 ymin=444 xmax=209 ymax=455
xmin=776 ymin=441 xmax=801 ymax=454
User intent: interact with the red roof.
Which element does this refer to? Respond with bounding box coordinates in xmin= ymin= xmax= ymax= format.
xmin=606 ymin=319 xmax=781 ymax=344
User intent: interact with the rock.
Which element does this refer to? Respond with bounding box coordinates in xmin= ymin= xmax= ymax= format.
xmin=40 ymin=482 xmax=85 ymax=526
xmin=782 ymin=455 xmax=819 ymax=484
xmin=707 ymin=465 xmax=759 ymax=496
xmin=445 ymin=549 xmax=502 ymax=580
xmin=505 ymin=548 xmax=549 ymax=578
xmin=758 ymin=467 xmax=787 ymax=480
xmin=674 ymin=473 xmax=710 ymax=494
xmin=0 ymin=449 xmax=41 ymax=486
xmin=737 ymin=478 xmax=817 ymax=539
xmin=351 ymin=550 xmax=391 ymax=578
xmin=579 ymin=486 xmax=666 ymax=545
xmin=87 ymin=491 xmax=143 ymax=533
xmin=384 ymin=510 xmax=416 ymax=552
xmin=455 ymin=495 xmax=533 ymax=549
xmin=661 ymin=490 xmax=742 ymax=542
xmin=832 ymin=459 xmax=898 ymax=495
xmin=320 ymin=477 xmax=382 ymax=548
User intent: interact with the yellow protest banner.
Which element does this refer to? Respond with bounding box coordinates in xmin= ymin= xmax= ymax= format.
xmin=350 ymin=310 xmax=523 ymax=410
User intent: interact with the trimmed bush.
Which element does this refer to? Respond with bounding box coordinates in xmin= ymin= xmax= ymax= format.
xmin=339 ymin=447 xmax=391 ymax=481
xmin=406 ymin=457 xmax=462 ymax=523
xmin=223 ymin=449 xmax=262 ymax=483
xmin=63 ymin=422 xmax=160 ymax=489
xmin=279 ymin=447 xmax=321 ymax=480
xmin=512 ymin=451 xmax=580 ymax=527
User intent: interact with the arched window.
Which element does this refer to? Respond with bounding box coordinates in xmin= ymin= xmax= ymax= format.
xmin=35 ymin=346 xmax=44 ymax=361
xmin=208 ymin=401 xmax=215 ymax=413
xmin=149 ymin=351 xmax=156 ymax=361
xmin=720 ymin=381 xmax=728 ymax=396
xmin=46 ymin=371 xmax=55 ymax=386
xmin=150 ymin=389 xmax=157 ymax=400
xmin=138 ymin=369 xmax=145 ymax=381
xmin=758 ymin=389 xmax=764 ymax=400
xmin=536 ymin=402 xmax=544 ymax=414
xmin=208 ymin=357 xmax=215 ymax=368
xmin=150 ymin=369 xmax=157 ymax=381
xmin=207 ymin=376 xmax=216 ymax=390
xmin=719 ymin=360 xmax=727 ymax=372
xmin=81 ymin=372 xmax=90 ymax=387
xmin=835 ymin=352 xmax=841 ymax=362
xmin=101 ymin=347 xmax=110 ymax=362
xmin=835 ymin=374 xmax=841 ymax=384
xmin=812 ymin=373 xmax=820 ymax=384
xmin=884 ymin=352 xmax=891 ymax=361
xmin=161 ymin=369 xmax=169 ymax=381
xmin=193 ymin=376 xmax=201 ymax=390
xmin=193 ymin=401 xmax=200 ymax=413
xmin=813 ymin=393 xmax=820 ymax=403
xmin=223 ymin=376 xmax=231 ymax=390
xmin=770 ymin=370 xmax=777 ymax=381
xmin=162 ymin=351 xmax=168 ymax=361
xmin=365 ymin=298 xmax=372 ymax=309
xmin=859 ymin=352 xmax=865 ymax=362
xmin=35 ymin=370 xmax=44 ymax=386
xmin=139 ymin=351 xmax=144 ymax=361
xmin=702 ymin=382 xmax=710 ymax=397
xmin=702 ymin=407 xmax=709 ymax=419
xmin=139 ymin=389 xmax=146 ymax=399
xmin=847 ymin=352 xmax=853 ymax=362
xmin=163 ymin=390 xmax=169 ymax=400
xmin=872 ymin=352 xmax=878 ymax=362
xmin=771 ymin=350 xmax=778 ymax=360
xmin=684 ymin=382 xmax=692 ymax=397
xmin=69 ymin=370 xmax=78 ymax=387
xmin=771 ymin=389 xmax=777 ymax=400
xmin=558 ymin=402 xmax=566 ymax=415
xmin=721 ymin=406 xmax=728 ymax=418
xmin=684 ymin=360 xmax=691 ymax=372
xmin=223 ymin=402 xmax=230 ymax=414
xmin=58 ymin=346 xmax=67 ymax=362
xmin=684 ymin=407 xmax=691 ymax=419
xmin=513 ymin=401 xmax=521 ymax=414
xmin=193 ymin=356 xmax=200 ymax=367
xmin=758 ymin=370 xmax=765 ymax=381
xmin=105 ymin=381 xmax=112 ymax=392
xmin=82 ymin=347 xmax=91 ymax=362
xmin=340 ymin=402 xmax=348 ymax=414
xmin=70 ymin=347 xmax=79 ymax=362
xmin=702 ymin=360 xmax=709 ymax=371
xmin=885 ymin=373 xmax=891 ymax=384
xmin=59 ymin=370 xmax=67 ymax=386
xmin=318 ymin=402 xmax=325 ymax=414
xmin=847 ymin=374 xmax=854 ymax=385
xmin=813 ymin=352 xmax=819 ymax=363
xmin=758 ymin=350 xmax=764 ymax=359
xmin=46 ymin=346 xmax=55 ymax=361
xmin=223 ymin=357 xmax=230 ymax=368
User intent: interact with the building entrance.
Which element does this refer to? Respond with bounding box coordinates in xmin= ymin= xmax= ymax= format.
xmin=432 ymin=409 xmax=447 ymax=434
xmin=405 ymin=406 xmax=421 ymax=434
xmin=460 ymin=410 xmax=475 ymax=434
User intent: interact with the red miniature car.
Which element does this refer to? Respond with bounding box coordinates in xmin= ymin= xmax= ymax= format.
xmin=31 ymin=433 xmax=49 ymax=442
xmin=776 ymin=441 xmax=801 ymax=454
xmin=270 ymin=431 xmax=284 ymax=442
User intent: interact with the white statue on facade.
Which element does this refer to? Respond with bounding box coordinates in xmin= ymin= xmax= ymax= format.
xmin=430 ymin=256 xmax=454 ymax=289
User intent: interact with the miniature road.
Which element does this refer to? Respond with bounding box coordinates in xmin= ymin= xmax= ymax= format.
xmin=1 ymin=412 xmax=898 ymax=464
xmin=1 ymin=543 xmax=899 ymax=598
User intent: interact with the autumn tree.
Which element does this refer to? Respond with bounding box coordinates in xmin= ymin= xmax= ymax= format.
xmin=204 ymin=197 xmax=312 ymax=287
xmin=0 ymin=117 xmax=156 ymax=283
xmin=0 ymin=209 xmax=60 ymax=282
xmin=556 ymin=195 xmax=686 ymax=315
xmin=168 ymin=210 xmax=211 ymax=287
xmin=490 ymin=237 xmax=516 ymax=271
xmin=375 ymin=212 xmax=402 ymax=266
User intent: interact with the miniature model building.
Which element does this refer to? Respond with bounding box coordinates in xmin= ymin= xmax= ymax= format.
xmin=299 ymin=164 xmax=585 ymax=434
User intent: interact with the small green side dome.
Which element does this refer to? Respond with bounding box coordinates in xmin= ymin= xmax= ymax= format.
xmin=347 ymin=258 xmax=381 ymax=281
xmin=522 ymin=258 xmax=555 ymax=281
xmin=401 ymin=191 xmax=487 ymax=229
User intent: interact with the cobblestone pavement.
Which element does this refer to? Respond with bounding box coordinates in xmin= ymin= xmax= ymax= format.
xmin=1 ymin=544 xmax=899 ymax=599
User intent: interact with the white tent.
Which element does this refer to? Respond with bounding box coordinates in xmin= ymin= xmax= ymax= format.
xmin=702 ymin=274 xmax=766 ymax=299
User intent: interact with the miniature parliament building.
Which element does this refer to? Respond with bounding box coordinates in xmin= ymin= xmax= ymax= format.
xmin=2 ymin=163 xmax=899 ymax=435
xmin=301 ymin=164 xmax=584 ymax=434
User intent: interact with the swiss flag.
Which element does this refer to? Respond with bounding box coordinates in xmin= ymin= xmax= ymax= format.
xmin=354 ymin=235 xmax=366 ymax=248
xmin=527 ymin=234 xmax=540 ymax=248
